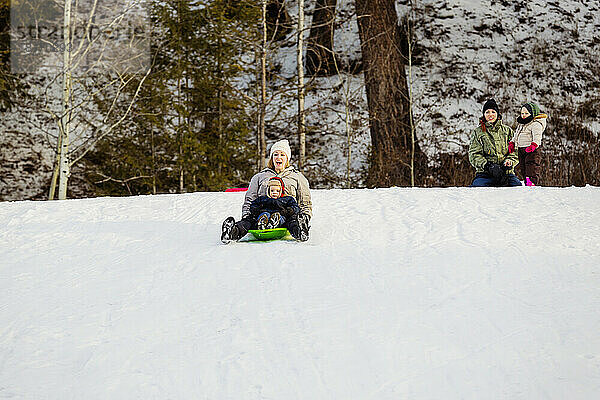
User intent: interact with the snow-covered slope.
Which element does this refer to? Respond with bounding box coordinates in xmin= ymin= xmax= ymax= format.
xmin=2 ymin=187 xmax=600 ymax=399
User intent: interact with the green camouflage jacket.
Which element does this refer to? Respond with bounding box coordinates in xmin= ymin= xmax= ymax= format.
xmin=468 ymin=118 xmax=519 ymax=174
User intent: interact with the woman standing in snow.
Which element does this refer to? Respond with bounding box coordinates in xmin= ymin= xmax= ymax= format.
xmin=221 ymin=139 xmax=312 ymax=242
xmin=508 ymin=102 xmax=547 ymax=186
xmin=468 ymin=99 xmax=521 ymax=187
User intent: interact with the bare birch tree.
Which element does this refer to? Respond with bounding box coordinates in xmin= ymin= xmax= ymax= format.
xmin=258 ymin=0 xmax=268 ymax=169
xmin=297 ymin=0 xmax=306 ymax=170
xmin=17 ymin=0 xmax=153 ymax=199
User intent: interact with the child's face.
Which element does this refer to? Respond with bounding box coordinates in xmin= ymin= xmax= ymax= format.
xmin=269 ymin=186 xmax=281 ymax=198
xmin=520 ymin=107 xmax=531 ymax=119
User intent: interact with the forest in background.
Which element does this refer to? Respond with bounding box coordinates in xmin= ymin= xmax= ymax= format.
xmin=1 ymin=0 xmax=599 ymax=201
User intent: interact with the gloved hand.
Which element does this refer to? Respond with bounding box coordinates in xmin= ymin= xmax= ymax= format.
xmin=249 ymin=203 xmax=261 ymax=218
xmin=485 ymin=162 xmax=504 ymax=180
xmin=282 ymin=206 xmax=298 ymax=218
xmin=484 ymin=162 xmax=491 ymax=173
xmin=508 ymin=142 xmax=515 ymax=153
xmin=525 ymin=142 xmax=538 ymax=153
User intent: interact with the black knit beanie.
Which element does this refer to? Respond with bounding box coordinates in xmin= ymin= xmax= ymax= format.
xmin=482 ymin=98 xmax=500 ymax=116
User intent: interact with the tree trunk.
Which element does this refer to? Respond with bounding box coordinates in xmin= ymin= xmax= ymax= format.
xmin=258 ymin=0 xmax=268 ymax=169
xmin=405 ymin=14 xmax=416 ymax=187
xmin=297 ymin=0 xmax=306 ymax=171
xmin=343 ymin=77 xmax=352 ymax=188
xmin=151 ymin=125 xmax=156 ymax=195
xmin=58 ymin=0 xmax=73 ymax=200
xmin=48 ymin=133 xmax=62 ymax=200
xmin=305 ymin=0 xmax=337 ymax=76
xmin=355 ymin=0 xmax=425 ymax=187
xmin=177 ymin=3 xmax=185 ymax=194
xmin=266 ymin=0 xmax=291 ymax=41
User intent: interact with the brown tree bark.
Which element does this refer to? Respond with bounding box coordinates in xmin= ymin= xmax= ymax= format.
xmin=266 ymin=0 xmax=292 ymax=41
xmin=355 ymin=0 xmax=426 ymax=187
xmin=0 ymin=0 xmax=16 ymax=111
xmin=305 ymin=0 xmax=338 ymax=76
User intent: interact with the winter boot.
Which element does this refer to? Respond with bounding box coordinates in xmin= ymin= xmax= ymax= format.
xmin=257 ymin=212 xmax=270 ymax=230
xmin=266 ymin=212 xmax=281 ymax=229
xmin=525 ymin=177 xmax=535 ymax=186
xmin=297 ymin=213 xmax=310 ymax=242
xmin=287 ymin=215 xmax=301 ymax=240
xmin=221 ymin=217 xmax=236 ymax=243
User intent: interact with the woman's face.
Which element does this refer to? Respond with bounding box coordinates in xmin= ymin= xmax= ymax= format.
xmin=521 ymin=107 xmax=531 ymax=119
xmin=272 ymin=150 xmax=288 ymax=172
xmin=484 ymin=109 xmax=498 ymax=123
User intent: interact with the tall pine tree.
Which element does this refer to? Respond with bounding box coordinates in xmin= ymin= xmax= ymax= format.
xmin=86 ymin=0 xmax=258 ymax=195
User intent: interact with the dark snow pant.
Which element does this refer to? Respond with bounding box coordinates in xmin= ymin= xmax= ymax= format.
xmin=470 ymin=173 xmax=522 ymax=187
xmin=285 ymin=214 xmax=303 ymax=239
xmin=229 ymin=218 xmax=253 ymax=240
xmin=518 ymin=147 xmax=542 ymax=185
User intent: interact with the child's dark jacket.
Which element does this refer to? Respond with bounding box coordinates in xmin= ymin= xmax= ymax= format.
xmin=248 ymin=195 xmax=300 ymax=219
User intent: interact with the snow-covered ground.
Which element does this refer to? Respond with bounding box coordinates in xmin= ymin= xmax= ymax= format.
xmin=1 ymin=187 xmax=600 ymax=399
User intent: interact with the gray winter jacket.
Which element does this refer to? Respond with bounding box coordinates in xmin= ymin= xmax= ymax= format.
xmin=242 ymin=166 xmax=312 ymax=219
xmin=512 ymin=114 xmax=547 ymax=147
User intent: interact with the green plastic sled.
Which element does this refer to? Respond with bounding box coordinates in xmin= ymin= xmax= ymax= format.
xmin=247 ymin=228 xmax=289 ymax=241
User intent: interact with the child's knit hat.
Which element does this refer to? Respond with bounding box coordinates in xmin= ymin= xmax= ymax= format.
xmin=523 ymin=102 xmax=541 ymax=118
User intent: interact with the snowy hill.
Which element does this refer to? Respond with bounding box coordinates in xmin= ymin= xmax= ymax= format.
xmin=2 ymin=187 xmax=600 ymax=399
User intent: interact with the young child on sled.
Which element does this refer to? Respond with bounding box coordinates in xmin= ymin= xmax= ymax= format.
xmin=251 ymin=177 xmax=301 ymax=231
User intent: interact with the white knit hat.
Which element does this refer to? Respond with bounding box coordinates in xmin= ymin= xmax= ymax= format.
xmin=269 ymin=139 xmax=291 ymax=161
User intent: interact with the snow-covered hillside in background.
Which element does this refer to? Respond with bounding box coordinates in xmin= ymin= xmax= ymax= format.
xmin=2 ymin=0 xmax=600 ymax=199
xmin=276 ymin=0 xmax=600 ymax=186
xmin=409 ymin=0 xmax=600 ymax=151
xmin=287 ymin=0 xmax=600 ymax=184
xmin=1 ymin=187 xmax=600 ymax=398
